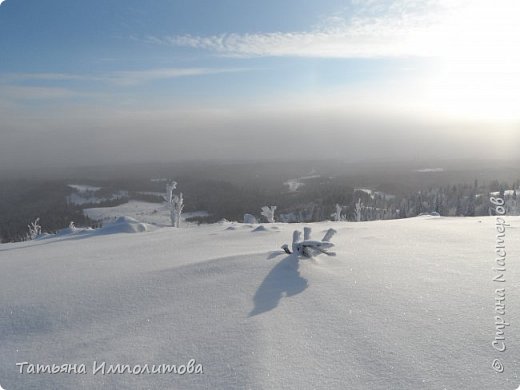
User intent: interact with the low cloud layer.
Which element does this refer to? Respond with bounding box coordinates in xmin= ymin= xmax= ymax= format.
xmin=1 ymin=67 xmax=247 ymax=87
xmin=1 ymin=100 xmax=517 ymax=171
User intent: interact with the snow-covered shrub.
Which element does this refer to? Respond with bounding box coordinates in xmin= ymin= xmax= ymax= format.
xmin=243 ymin=214 xmax=257 ymax=224
xmin=260 ymin=206 xmax=276 ymax=223
xmin=282 ymin=227 xmax=336 ymax=257
xmin=28 ymin=217 xmax=42 ymax=240
xmin=304 ymin=226 xmax=312 ymax=241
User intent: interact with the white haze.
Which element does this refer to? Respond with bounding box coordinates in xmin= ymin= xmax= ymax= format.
xmin=1 ymin=102 xmax=517 ymax=169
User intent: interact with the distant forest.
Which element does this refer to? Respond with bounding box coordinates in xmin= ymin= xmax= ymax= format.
xmin=1 ymin=160 xmax=519 ymax=243
xmin=0 ymin=181 xmax=96 ymax=243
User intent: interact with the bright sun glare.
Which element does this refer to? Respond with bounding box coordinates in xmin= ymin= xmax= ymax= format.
xmin=424 ymin=1 xmax=520 ymax=122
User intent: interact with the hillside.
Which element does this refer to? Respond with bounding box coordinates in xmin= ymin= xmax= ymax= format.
xmin=1 ymin=217 xmax=519 ymax=389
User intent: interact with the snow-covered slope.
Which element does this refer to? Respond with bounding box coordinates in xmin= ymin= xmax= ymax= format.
xmin=1 ymin=217 xmax=519 ymax=389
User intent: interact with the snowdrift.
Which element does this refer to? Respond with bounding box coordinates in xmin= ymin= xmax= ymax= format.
xmin=38 ymin=216 xmax=154 ymax=241
xmin=95 ymin=216 xmax=152 ymax=234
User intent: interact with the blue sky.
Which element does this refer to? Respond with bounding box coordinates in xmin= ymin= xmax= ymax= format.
xmin=0 ymin=0 xmax=351 ymax=72
xmin=0 ymin=0 xmax=410 ymax=101
xmin=0 ymin=0 xmax=518 ymax=167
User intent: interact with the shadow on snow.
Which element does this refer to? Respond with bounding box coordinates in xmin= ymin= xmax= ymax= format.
xmin=249 ymin=254 xmax=308 ymax=317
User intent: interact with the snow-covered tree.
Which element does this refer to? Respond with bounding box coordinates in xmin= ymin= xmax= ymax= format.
xmin=511 ymin=190 xmax=520 ymax=215
xmin=28 ymin=217 xmax=42 ymax=240
xmin=355 ymin=199 xmax=363 ymax=222
xmin=172 ymin=193 xmax=184 ymax=228
xmin=332 ymin=204 xmax=344 ymax=221
xmin=165 ymin=180 xmax=184 ymax=227
xmin=260 ymin=206 xmax=277 ymax=223
xmin=165 ymin=180 xmax=177 ymax=205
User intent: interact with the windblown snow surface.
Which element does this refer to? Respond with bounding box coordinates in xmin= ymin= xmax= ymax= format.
xmin=1 ymin=217 xmax=519 ymax=389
